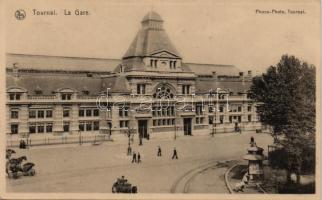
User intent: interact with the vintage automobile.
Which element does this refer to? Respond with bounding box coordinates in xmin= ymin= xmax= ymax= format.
xmin=112 ymin=176 xmax=137 ymax=193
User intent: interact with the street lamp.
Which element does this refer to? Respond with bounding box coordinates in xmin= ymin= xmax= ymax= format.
xmin=126 ymin=127 xmax=134 ymax=155
xmin=214 ymin=88 xmax=221 ymax=136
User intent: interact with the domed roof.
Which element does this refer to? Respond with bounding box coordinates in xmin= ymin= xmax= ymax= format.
xmin=142 ymin=11 xmax=163 ymax=22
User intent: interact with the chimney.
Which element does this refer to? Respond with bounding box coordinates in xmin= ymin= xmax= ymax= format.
xmin=246 ymin=70 xmax=252 ymax=81
xmin=239 ymin=72 xmax=244 ymax=83
xmin=13 ymin=63 xmax=19 ymax=77
xmin=212 ymin=71 xmax=217 ymax=81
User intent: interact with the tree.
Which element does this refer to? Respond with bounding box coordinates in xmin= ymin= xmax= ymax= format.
xmin=250 ymin=55 xmax=315 ymax=184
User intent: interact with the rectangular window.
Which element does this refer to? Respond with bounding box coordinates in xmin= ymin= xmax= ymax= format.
xmin=86 ymin=109 xmax=92 ymax=117
xmin=29 ymin=110 xmax=36 ymax=118
xmin=9 ymin=94 xmax=15 ymax=100
xmin=153 ymin=120 xmax=157 ymax=126
xmin=120 ymin=120 xmax=129 ymax=128
xmin=86 ymin=122 xmax=92 ymax=131
xmin=62 ymin=93 xmax=72 ymax=100
xmin=79 ymin=109 xmax=85 ymax=117
xmin=248 ymin=106 xmax=252 ymax=112
xmin=196 ymin=117 xmax=204 ymax=124
xmin=219 ymin=106 xmax=224 ymax=113
xmin=15 ymin=94 xmax=21 ymax=100
xmin=93 ymin=121 xmax=99 ymax=130
xmin=119 ymin=107 xmax=128 ymax=117
xmin=229 ymin=116 xmax=232 ymax=123
xmin=196 ymin=104 xmax=203 ymax=115
xmin=209 ymin=106 xmax=214 ymax=113
xmin=238 ymin=106 xmax=242 ymax=112
xmin=209 ymin=116 xmax=213 ymax=124
xmin=63 ymin=122 xmax=70 ymax=132
xmin=152 ymin=108 xmax=156 ymax=116
xmin=238 ymin=116 xmax=242 ymax=123
xmin=46 ymin=123 xmax=53 ymax=133
xmin=63 ymin=109 xmax=70 ymax=117
xmin=11 ymin=124 xmax=18 ymax=134
xmin=37 ymin=124 xmax=44 ymax=133
xmin=172 ymin=119 xmax=175 ymax=125
xmin=46 ymin=110 xmax=53 ymax=118
xmin=220 ymin=115 xmax=224 ymax=124
xmin=182 ymin=85 xmax=190 ymax=94
xmin=79 ymin=122 xmax=85 ymax=131
xmin=137 ymin=84 xmax=146 ymax=94
xmin=171 ymin=106 xmax=175 ymax=116
xmin=11 ymin=110 xmax=19 ymax=119
xmin=37 ymin=110 xmax=44 ymax=118
xmin=93 ymin=109 xmax=99 ymax=116
xmin=29 ymin=124 xmax=36 ymax=134
xmin=248 ymin=115 xmax=252 ymax=122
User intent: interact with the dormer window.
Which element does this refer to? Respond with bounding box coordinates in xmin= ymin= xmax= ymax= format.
xmin=35 ymin=86 xmax=43 ymax=95
xmin=9 ymin=93 xmax=21 ymax=100
xmin=137 ymin=84 xmax=146 ymax=94
xmin=82 ymin=87 xmax=89 ymax=95
xmin=170 ymin=61 xmax=177 ymax=69
xmin=61 ymin=93 xmax=72 ymax=100
xmin=150 ymin=59 xmax=158 ymax=68
xmin=182 ymin=85 xmax=190 ymax=95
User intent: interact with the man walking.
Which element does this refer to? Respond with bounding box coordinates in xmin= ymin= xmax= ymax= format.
xmin=172 ymin=147 xmax=178 ymax=159
xmin=132 ymin=151 xmax=137 ymax=163
xmin=157 ymin=146 xmax=162 ymax=157
xmin=137 ymin=153 xmax=141 ymax=163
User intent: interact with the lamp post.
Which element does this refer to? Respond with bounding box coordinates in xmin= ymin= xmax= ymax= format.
xmin=215 ymin=88 xmax=221 ymax=135
xmin=126 ymin=127 xmax=134 ymax=155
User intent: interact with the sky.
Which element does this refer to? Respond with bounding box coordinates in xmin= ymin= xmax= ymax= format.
xmin=4 ymin=0 xmax=320 ymax=74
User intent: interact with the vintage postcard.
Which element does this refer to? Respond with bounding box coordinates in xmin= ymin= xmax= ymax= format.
xmin=0 ymin=0 xmax=320 ymax=199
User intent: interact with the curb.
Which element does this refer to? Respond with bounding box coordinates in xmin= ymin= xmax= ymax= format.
xmin=224 ymin=163 xmax=239 ymax=193
xmin=224 ymin=163 xmax=268 ymax=194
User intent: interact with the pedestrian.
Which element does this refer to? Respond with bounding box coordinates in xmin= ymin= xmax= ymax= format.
xmin=157 ymin=146 xmax=162 ymax=157
xmin=172 ymin=147 xmax=178 ymax=159
xmin=132 ymin=152 xmax=137 ymax=163
xmin=137 ymin=153 xmax=141 ymax=163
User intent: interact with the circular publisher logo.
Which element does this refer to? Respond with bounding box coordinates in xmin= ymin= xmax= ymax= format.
xmin=15 ymin=9 xmax=26 ymax=20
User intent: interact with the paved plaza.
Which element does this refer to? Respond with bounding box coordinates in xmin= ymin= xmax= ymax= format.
xmin=6 ymin=132 xmax=273 ymax=193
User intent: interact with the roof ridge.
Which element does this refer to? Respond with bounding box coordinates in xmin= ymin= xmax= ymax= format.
xmin=185 ymin=62 xmax=235 ymax=67
xmin=6 ymin=53 xmax=121 ymax=61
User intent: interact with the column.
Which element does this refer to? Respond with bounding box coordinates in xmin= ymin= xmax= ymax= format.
xmin=70 ymin=104 xmax=79 ymax=134
xmin=53 ymin=105 xmax=63 ymax=135
xmin=99 ymin=109 xmax=108 ymax=134
xmin=19 ymin=105 xmax=29 ymax=137
xmin=6 ymin=105 xmax=10 ymax=135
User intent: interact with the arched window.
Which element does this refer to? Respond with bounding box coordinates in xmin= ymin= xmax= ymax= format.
xmin=153 ymin=84 xmax=175 ymax=99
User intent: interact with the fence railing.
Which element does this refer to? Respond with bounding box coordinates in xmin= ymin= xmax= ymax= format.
xmin=6 ymin=134 xmax=112 ymax=148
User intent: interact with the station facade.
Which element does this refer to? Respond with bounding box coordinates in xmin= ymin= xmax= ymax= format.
xmin=6 ymin=11 xmax=262 ymax=140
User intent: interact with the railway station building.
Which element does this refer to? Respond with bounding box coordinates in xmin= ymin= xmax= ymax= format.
xmin=6 ymin=11 xmax=262 ymax=141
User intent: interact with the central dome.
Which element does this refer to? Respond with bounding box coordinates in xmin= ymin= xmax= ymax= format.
xmin=142 ymin=11 xmax=163 ymax=22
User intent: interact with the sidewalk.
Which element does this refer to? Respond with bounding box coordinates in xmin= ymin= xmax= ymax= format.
xmin=7 ymin=131 xmax=258 ymax=150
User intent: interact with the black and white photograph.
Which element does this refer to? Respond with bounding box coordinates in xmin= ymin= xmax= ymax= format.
xmin=1 ymin=0 xmax=320 ymax=199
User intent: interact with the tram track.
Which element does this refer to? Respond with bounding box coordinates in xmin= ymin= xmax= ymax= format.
xmin=170 ymin=158 xmax=239 ymax=193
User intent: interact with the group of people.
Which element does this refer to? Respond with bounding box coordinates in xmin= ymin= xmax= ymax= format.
xmin=130 ymin=146 xmax=179 ymax=163
xmin=131 ymin=152 xmax=141 ymax=163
